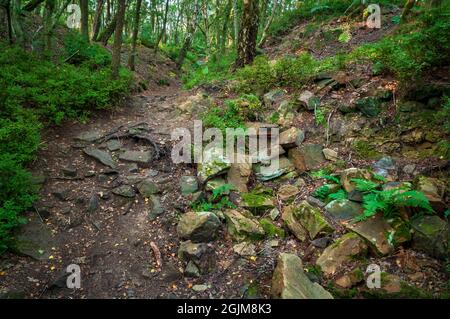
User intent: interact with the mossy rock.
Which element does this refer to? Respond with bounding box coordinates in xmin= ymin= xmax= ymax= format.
xmin=224 ymin=209 xmax=265 ymax=241
xmin=362 ymin=273 xmax=433 ymax=299
xmin=260 ymin=218 xmax=285 ymax=239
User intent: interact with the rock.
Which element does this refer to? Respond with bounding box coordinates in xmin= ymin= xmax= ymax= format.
xmin=295 ymin=178 xmax=306 ymax=188
xmin=306 ymin=196 xmax=326 ymax=208
xmin=233 ymin=242 xmax=256 ymax=256
xmin=347 ymin=190 xmax=364 ymax=203
xmin=288 ymin=144 xmax=325 ymax=172
xmin=291 ymin=201 xmax=333 ymax=240
xmin=362 ymin=273 xmax=431 ymax=298
xmin=251 ymin=144 xmax=286 ymax=162
xmin=254 ymin=156 xmax=295 ymax=181
xmin=403 ymin=164 xmax=416 ymax=175
xmin=298 ymin=91 xmax=317 ymax=111
xmin=75 ymin=130 xmax=103 ymax=142
xmin=205 ymin=177 xmax=227 ymax=192
xmin=415 ymin=176 xmax=447 ymax=213
xmin=62 ymin=166 xmax=77 ymax=177
xmin=15 ymin=213 xmax=54 ymax=260
xmin=316 ymin=233 xmax=368 ymax=276
xmin=277 ymin=184 xmax=300 ymax=201
xmin=83 ymin=147 xmax=117 ymax=169
xmin=335 ymin=268 xmax=364 ymax=288
xmin=260 ymin=218 xmax=285 ymax=238
xmin=241 ymin=189 xmax=275 ymax=212
xmin=271 ymin=253 xmax=334 ymax=299
xmin=340 ymin=168 xmax=373 ymax=193
xmin=373 ymin=156 xmax=396 ymax=170
xmin=148 ymin=195 xmax=164 ymax=220
xmin=355 ymin=97 xmax=381 ymax=117
xmin=84 ymin=170 xmax=95 ymax=177
xmin=177 ymin=211 xmax=221 ymax=242
xmin=411 ymin=215 xmax=448 ymax=259
xmin=180 ymin=176 xmax=199 ymax=195
xmin=269 ymin=208 xmax=280 ymax=220
xmin=224 ymin=209 xmax=265 ymax=241
xmin=192 ymin=284 xmax=209 ymax=292
xmin=197 ymin=146 xmax=231 ymax=183
xmin=263 ymin=89 xmax=285 ymax=107
xmin=112 ymin=185 xmax=136 ymax=198
xmin=137 ymin=179 xmax=160 ymax=197
xmin=106 ymin=139 xmax=121 ymax=151
xmin=52 ymin=189 xmax=70 ymax=201
xmin=33 ymin=203 xmax=52 ymax=219
xmin=87 ymin=194 xmax=99 ymax=213
xmin=184 ymin=261 xmax=201 ymax=278
xmin=119 ymin=150 xmax=152 ymax=165
xmin=279 ymin=127 xmax=305 ymax=148
xmin=178 ymin=240 xmax=215 ymax=273
xmin=322 ymin=148 xmax=338 ymax=161
xmin=227 ymin=160 xmax=252 ymax=193
xmin=325 ymin=199 xmax=363 ymax=223
xmin=311 ymin=237 xmax=332 ymax=249
xmin=344 ymin=214 xmax=394 ymax=255
xmin=282 ymin=205 xmax=308 ymax=241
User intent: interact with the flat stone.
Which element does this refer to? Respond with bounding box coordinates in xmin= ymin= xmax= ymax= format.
xmin=316 ymin=233 xmax=368 ymax=276
xmin=15 ymin=213 xmax=54 ymax=260
xmin=282 ymin=205 xmax=308 ymax=242
xmin=197 ymin=146 xmax=231 ymax=183
xmin=227 ymin=160 xmax=252 ymax=193
xmin=180 ymin=176 xmax=199 ymax=195
xmin=148 ymin=195 xmax=164 ymax=220
xmin=178 ymin=240 xmax=216 ymax=274
xmin=112 ymin=185 xmax=136 ymax=198
xmin=83 ymin=147 xmax=117 ymax=169
xmin=75 ymin=130 xmax=103 ymax=142
xmin=344 ymin=214 xmax=394 ymax=255
xmin=298 ymin=91 xmax=316 ymax=111
xmin=137 ymin=179 xmax=160 ymax=197
xmin=224 ymin=209 xmax=265 ymax=241
xmin=119 ymin=150 xmax=152 ymax=165
xmin=411 ymin=215 xmax=448 ymax=259
xmin=233 ymin=242 xmax=256 ymax=256
xmin=340 ymin=168 xmax=374 ymax=193
xmin=106 ymin=139 xmax=121 ymax=151
xmin=288 ymin=144 xmax=325 ymax=172
xmin=177 ymin=211 xmax=221 ymax=242
xmin=325 ymin=199 xmax=363 ymax=222
xmin=62 ymin=166 xmax=77 ymax=177
xmin=277 ymin=184 xmax=300 ymax=201
xmin=279 ymin=127 xmax=305 ymax=148
xmin=323 ymin=148 xmax=338 ymax=161
xmin=254 ymin=156 xmax=295 ymax=181
xmin=271 ymin=253 xmax=334 ymax=299
xmin=184 ymin=261 xmax=200 ymax=278
xmin=287 ymin=201 xmax=334 ymax=240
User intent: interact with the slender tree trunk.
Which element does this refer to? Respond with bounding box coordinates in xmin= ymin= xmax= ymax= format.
xmin=201 ymin=0 xmax=209 ymax=53
xmin=43 ymin=0 xmax=55 ymax=52
xmin=111 ymin=0 xmax=126 ymax=79
xmin=92 ymin=0 xmax=104 ymax=41
xmin=177 ymin=2 xmax=199 ymax=69
xmin=128 ymin=0 xmax=142 ymax=71
xmin=235 ymin=0 xmax=260 ymax=68
xmin=50 ymin=0 xmax=70 ymax=30
xmin=106 ymin=0 xmax=111 ymax=23
xmin=154 ymin=0 xmax=169 ymax=52
xmin=13 ymin=0 xmax=26 ymax=47
xmin=220 ymin=0 xmax=232 ymax=53
xmin=1 ymin=0 xmax=13 ymax=43
xmin=80 ymin=0 xmax=89 ymax=41
xmin=98 ymin=9 xmax=118 ymax=44
xmin=232 ymin=0 xmax=239 ymax=46
xmin=258 ymin=0 xmax=277 ymax=47
xmin=21 ymin=0 xmax=44 ymax=11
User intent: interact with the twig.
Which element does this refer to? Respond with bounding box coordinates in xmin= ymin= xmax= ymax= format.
xmin=150 ymin=241 xmax=163 ymax=268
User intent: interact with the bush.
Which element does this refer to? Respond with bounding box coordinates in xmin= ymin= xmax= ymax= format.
xmin=64 ymin=32 xmax=111 ymax=69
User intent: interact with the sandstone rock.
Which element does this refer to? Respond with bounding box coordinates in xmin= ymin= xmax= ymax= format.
xmin=288 ymin=144 xmax=325 ymax=172
xmin=279 ymin=127 xmax=305 ymax=148
xmin=340 ymin=168 xmax=373 ymax=193
xmin=277 ymin=184 xmax=300 ymax=201
xmin=178 ymin=240 xmax=215 ymax=274
xmin=233 ymin=242 xmax=256 ymax=256
xmin=119 ymin=150 xmax=152 ymax=165
xmin=325 ymin=199 xmax=363 ymax=222
xmin=75 ymin=130 xmax=103 ymax=142
xmin=298 ymin=91 xmax=316 ymax=111
xmin=112 ymin=185 xmax=136 ymax=198
xmin=147 ymin=195 xmax=164 ymax=220
xmin=334 ymin=268 xmax=364 ymax=288
xmin=263 ymin=89 xmax=285 ymax=107
xmin=137 ymin=179 xmax=160 ymax=197
xmin=316 ymin=233 xmax=368 ymax=276
xmin=180 ymin=176 xmax=199 ymax=195
xmin=254 ymin=156 xmax=295 ymax=181
xmin=322 ymin=148 xmax=338 ymax=161
xmin=224 ymin=209 xmax=265 ymax=241
xmin=106 ymin=139 xmax=121 ymax=151
xmin=411 ymin=215 xmax=448 ymax=259
xmin=282 ymin=205 xmax=308 ymax=241
xmin=197 ymin=147 xmax=231 ymax=183
xmin=271 ymin=253 xmax=334 ymax=299
xmin=227 ymin=161 xmax=252 ymax=193
xmin=177 ymin=211 xmax=221 ymax=242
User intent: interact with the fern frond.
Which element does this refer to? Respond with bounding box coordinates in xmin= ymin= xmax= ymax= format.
xmin=351 ymin=178 xmax=380 ymax=192
xmin=328 ymin=189 xmax=347 ymax=200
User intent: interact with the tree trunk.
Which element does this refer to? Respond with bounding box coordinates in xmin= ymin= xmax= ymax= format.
xmin=80 ymin=0 xmax=89 ymax=41
xmin=258 ymin=0 xmax=277 ymax=47
xmin=154 ymin=0 xmax=169 ymax=52
xmin=106 ymin=0 xmax=111 ymax=23
xmin=235 ymin=0 xmax=260 ymax=68
xmin=177 ymin=2 xmax=199 ymax=69
xmin=21 ymin=0 xmax=44 ymax=11
xmin=128 ymin=0 xmax=142 ymax=71
xmin=43 ymin=0 xmax=55 ymax=52
xmin=98 ymin=9 xmax=118 ymax=44
xmin=0 ymin=0 xmax=13 ymax=43
xmin=232 ymin=0 xmax=239 ymax=46
xmin=92 ymin=0 xmax=104 ymax=41
xmin=220 ymin=0 xmax=232 ymax=52
xmin=111 ymin=0 xmax=126 ymax=80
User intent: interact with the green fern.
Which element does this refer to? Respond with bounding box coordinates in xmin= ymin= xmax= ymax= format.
xmin=313 ymin=185 xmax=330 ymax=200
xmin=351 ymin=178 xmax=380 ymax=192
xmin=328 ymin=189 xmax=347 ymax=200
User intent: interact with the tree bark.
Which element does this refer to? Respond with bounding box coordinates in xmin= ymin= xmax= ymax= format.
xmin=111 ymin=0 xmax=126 ymax=79
xmin=80 ymin=0 xmax=89 ymax=41
xmin=235 ymin=0 xmax=260 ymax=68
xmin=232 ymin=0 xmax=239 ymax=46
xmin=92 ymin=0 xmax=104 ymax=41
xmin=154 ymin=0 xmax=169 ymax=52
xmin=220 ymin=0 xmax=232 ymax=52
xmin=128 ymin=0 xmax=142 ymax=71
xmin=258 ymin=0 xmax=277 ymax=47
xmin=21 ymin=0 xmax=44 ymax=11
xmin=177 ymin=2 xmax=199 ymax=69
xmin=43 ymin=0 xmax=55 ymax=52
xmin=98 ymin=9 xmax=118 ymax=44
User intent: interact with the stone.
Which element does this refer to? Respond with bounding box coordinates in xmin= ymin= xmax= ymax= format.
xmin=403 ymin=164 xmax=416 ymax=175
xmin=205 ymin=177 xmax=227 ymax=192
xmin=178 ymin=240 xmax=215 ymax=274
xmin=254 ymin=156 xmax=295 ymax=181
xmin=362 ymin=273 xmax=431 ymax=298
xmin=298 ymin=91 xmax=316 ymax=111
xmin=311 ymin=237 xmax=332 ymax=249
xmin=52 ymin=189 xmax=70 ymax=201
xmin=180 ymin=176 xmax=199 ymax=195
xmin=87 ymin=194 xmax=99 ymax=213
xmin=277 ymin=184 xmax=300 ymax=201
xmin=112 ymin=185 xmax=136 ymax=198
xmin=184 ymin=261 xmax=200 ymax=278
xmin=373 ymin=156 xmax=396 ymax=171
xmin=251 ymin=144 xmax=286 ymax=162
xmin=411 ymin=215 xmax=448 ymax=259
xmin=290 ymin=201 xmax=334 ymax=240
xmin=260 ymin=218 xmax=285 ymax=238
xmin=415 ymin=176 xmax=447 ymax=213
xmin=128 ymin=163 xmax=139 ymax=173
xmin=137 ymin=179 xmax=160 ymax=197
xmin=263 ymin=89 xmax=285 ymax=107
xmin=334 ymin=268 xmax=364 ymax=288
xmin=224 ymin=209 xmax=265 ymax=241
xmin=177 ymin=211 xmax=221 ymax=242
xmin=148 ymin=195 xmax=164 ymax=220
xmin=344 ymin=214 xmax=395 ymax=255
xmin=288 ymin=144 xmax=325 ymax=172
xmin=355 ymin=97 xmax=381 ymax=117
xmin=281 ymin=205 xmax=307 ymax=242
xmin=197 ymin=147 xmax=231 ymax=183
xmin=33 ymin=203 xmax=52 ymax=219
xmin=270 ymin=208 xmax=280 ymax=220
xmin=340 ymin=168 xmax=373 ymax=193
xmin=348 ymin=190 xmax=364 ymax=203
xmin=306 ymin=196 xmax=326 ymax=208
xmin=62 ymin=166 xmax=77 ymax=177
xmin=106 ymin=139 xmax=121 ymax=151
xmin=271 ymin=253 xmax=334 ymax=299
xmin=322 ymin=148 xmax=338 ymax=161
xmin=279 ymin=127 xmax=305 ymax=148
xmin=83 ymin=147 xmax=117 ymax=169
xmin=241 ymin=189 xmax=275 ymax=212
xmin=227 ymin=160 xmax=252 ymax=193
xmin=316 ymin=233 xmax=368 ymax=276
xmin=84 ymin=170 xmax=96 ymax=177
xmin=75 ymin=130 xmax=103 ymax=142
xmin=15 ymin=213 xmax=54 ymax=260
xmin=119 ymin=150 xmax=152 ymax=165
xmin=325 ymin=199 xmax=363 ymax=222
xmin=233 ymin=242 xmax=256 ymax=256
xmin=192 ymin=284 xmax=208 ymax=292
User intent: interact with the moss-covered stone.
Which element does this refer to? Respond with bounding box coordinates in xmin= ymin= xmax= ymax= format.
xmin=260 ymin=218 xmax=285 ymax=239
xmin=224 ymin=209 xmax=265 ymax=241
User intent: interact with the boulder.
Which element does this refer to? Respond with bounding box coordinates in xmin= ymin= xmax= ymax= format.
xmin=291 ymin=201 xmax=334 ymax=240
xmin=282 ymin=205 xmax=308 ymax=241
xmin=119 ymin=150 xmax=152 ymax=165
xmin=298 ymin=91 xmax=317 ymax=111
xmin=83 ymin=147 xmax=117 ymax=169
xmin=271 ymin=253 xmax=334 ymax=299
xmin=411 ymin=215 xmax=448 ymax=259
xmin=277 ymin=184 xmax=300 ymax=201
xmin=227 ymin=161 xmax=252 ymax=193
xmin=340 ymin=168 xmax=374 ymax=193
xmin=288 ymin=144 xmax=325 ymax=172
xmin=325 ymin=199 xmax=363 ymax=223
xmin=415 ymin=176 xmax=447 ymax=213
xmin=279 ymin=127 xmax=305 ymax=148
xmin=197 ymin=147 xmax=231 ymax=183
xmin=224 ymin=209 xmax=265 ymax=241
xmin=137 ymin=179 xmax=160 ymax=197
xmin=177 ymin=211 xmax=221 ymax=242
xmin=316 ymin=233 xmax=368 ymax=276
xmin=180 ymin=176 xmax=199 ymax=195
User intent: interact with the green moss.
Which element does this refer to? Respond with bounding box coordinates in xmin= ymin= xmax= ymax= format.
xmin=260 ymin=218 xmax=285 ymax=239
xmin=352 ymin=140 xmax=382 ymax=159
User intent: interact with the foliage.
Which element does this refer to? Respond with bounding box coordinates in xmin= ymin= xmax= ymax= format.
xmin=192 ymin=184 xmax=236 ymax=212
xmin=310 ymin=169 xmax=340 ymax=184
xmin=64 ymin=32 xmax=111 ymax=69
